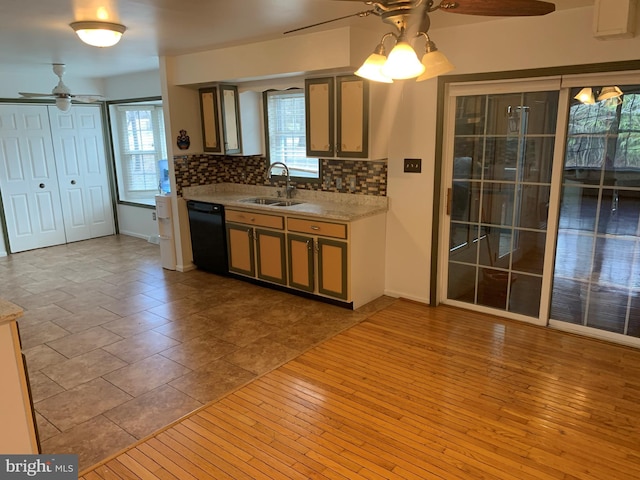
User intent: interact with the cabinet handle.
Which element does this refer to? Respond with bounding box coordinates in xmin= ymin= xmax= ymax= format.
xmin=446 ymin=187 xmax=452 ymax=216
xmin=306 ymin=239 xmax=313 ymax=251
xmin=71 ymin=180 xmax=76 ymax=185
xmin=247 ymin=228 xmax=253 ymax=240
xmin=39 ymin=183 xmax=45 ymax=189
xmin=250 ymin=217 xmax=256 ymax=222
xmin=314 ymin=240 xmax=319 ymax=253
xmin=310 ymin=225 xmax=320 ymax=231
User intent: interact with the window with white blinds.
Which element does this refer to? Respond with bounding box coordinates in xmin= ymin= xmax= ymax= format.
xmin=109 ymin=101 xmax=167 ymax=205
xmin=265 ymin=89 xmax=319 ymax=178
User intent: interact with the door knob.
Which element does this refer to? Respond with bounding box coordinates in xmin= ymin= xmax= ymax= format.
xmin=39 ymin=183 xmax=45 ymax=188
xmin=71 ymin=180 xmax=76 ymax=185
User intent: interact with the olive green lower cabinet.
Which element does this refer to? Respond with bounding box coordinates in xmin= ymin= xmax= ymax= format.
xmin=226 ymin=210 xmax=286 ymax=284
xmin=226 ymin=208 xmax=386 ymax=309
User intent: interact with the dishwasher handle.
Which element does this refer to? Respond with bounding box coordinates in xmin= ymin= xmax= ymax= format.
xmin=187 ymin=201 xmax=223 ymax=214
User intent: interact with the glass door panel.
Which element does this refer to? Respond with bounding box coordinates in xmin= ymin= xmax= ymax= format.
xmin=446 ymin=90 xmax=559 ymax=320
xmin=550 ymin=85 xmax=640 ymax=338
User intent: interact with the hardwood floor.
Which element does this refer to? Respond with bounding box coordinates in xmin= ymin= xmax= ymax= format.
xmin=80 ymin=300 xmax=640 ymax=480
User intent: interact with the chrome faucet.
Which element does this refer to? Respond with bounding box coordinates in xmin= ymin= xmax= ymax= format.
xmin=266 ymin=162 xmax=295 ymax=199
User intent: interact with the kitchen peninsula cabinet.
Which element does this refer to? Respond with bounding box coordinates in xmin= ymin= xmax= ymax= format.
xmin=0 ymin=300 xmax=39 ymax=454
xmin=199 ymin=86 xmax=262 ymax=156
xmin=223 ymin=205 xmax=386 ymax=308
xmin=305 ymin=75 xmax=369 ymax=159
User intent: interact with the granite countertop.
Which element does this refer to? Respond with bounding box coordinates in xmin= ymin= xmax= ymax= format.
xmin=0 ymin=299 xmax=23 ymax=326
xmin=180 ymin=184 xmax=388 ymax=222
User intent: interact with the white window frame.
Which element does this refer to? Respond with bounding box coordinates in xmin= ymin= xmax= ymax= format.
xmin=264 ymin=89 xmax=319 ymax=180
xmin=109 ymin=99 xmax=167 ymax=206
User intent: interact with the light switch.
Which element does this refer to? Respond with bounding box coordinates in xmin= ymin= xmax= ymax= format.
xmin=404 ymin=158 xmax=422 ymax=173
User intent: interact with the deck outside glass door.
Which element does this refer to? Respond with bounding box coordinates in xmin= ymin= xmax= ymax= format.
xmin=442 ymin=80 xmax=561 ymax=322
xmin=549 ymin=82 xmax=640 ymax=339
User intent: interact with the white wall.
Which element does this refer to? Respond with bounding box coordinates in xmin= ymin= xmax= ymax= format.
xmin=117 ymin=204 xmax=158 ymax=240
xmin=104 ymin=70 xmax=163 ymax=241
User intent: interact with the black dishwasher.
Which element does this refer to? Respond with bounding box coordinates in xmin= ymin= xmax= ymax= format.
xmin=186 ymin=201 xmax=228 ymax=274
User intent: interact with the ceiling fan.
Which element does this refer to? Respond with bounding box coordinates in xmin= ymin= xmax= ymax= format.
xmin=19 ymin=64 xmax=104 ymax=112
xmin=286 ymin=0 xmax=555 ymax=82
xmin=287 ymin=0 xmax=556 ymax=33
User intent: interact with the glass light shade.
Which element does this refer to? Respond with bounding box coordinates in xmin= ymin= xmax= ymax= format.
xmin=381 ymin=42 xmax=425 ymax=80
xmin=355 ymin=53 xmax=393 ymax=83
xmin=55 ymin=97 xmax=71 ymax=112
xmin=416 ymin=50 xmax=455 ymax=82
xmin=70 ymin=21 xmax=126 ymax=47
xmin=574 ymin=87 xmax=595 ymax=104
xmin=597 ymin=86 xmax=623 ymax=101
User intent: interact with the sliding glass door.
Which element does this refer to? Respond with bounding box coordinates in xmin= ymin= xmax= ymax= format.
xmin=550 ymin=84 xmax=640 ymax=339
xmin=443 ymin=80 xmax=560 ymax=322
xmin=441 ymin=73 xmax=640 ymax=345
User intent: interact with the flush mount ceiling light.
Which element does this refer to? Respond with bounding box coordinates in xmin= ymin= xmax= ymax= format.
xmin=70 ymin=21 xmax=126 ymax=47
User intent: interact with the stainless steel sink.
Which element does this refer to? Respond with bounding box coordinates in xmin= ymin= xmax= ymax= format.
xmin=239 ymin=197 xmax=304 ymax=207
xmin=240 ymin=197 xmax=281 ymax=205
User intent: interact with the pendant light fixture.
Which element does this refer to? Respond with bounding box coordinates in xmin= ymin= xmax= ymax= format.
xmin=354 ymin=10 xmax=453 ymax=84
xmin=70 ymin=21 xmax=127 ymax=47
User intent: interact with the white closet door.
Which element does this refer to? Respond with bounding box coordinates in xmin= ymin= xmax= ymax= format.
xmin=48 ymin=105 xmax=115 ymax=242
xmin=0 ymin=105 xmax=66 ymax=252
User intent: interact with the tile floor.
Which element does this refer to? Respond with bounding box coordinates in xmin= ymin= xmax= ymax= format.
xmin=0 ymin=235 xmax=395 ymax=470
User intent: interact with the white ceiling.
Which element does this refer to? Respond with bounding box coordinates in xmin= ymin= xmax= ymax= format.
xmin=0 ymin=0 xmax=594 ymax=80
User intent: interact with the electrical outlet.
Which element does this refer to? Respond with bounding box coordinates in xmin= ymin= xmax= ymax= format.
xmin=335 ymin=177 xmax=343 ymax=189
xmin=404 ymin=158 xmax=422 ymax=173
xmin=152 ymin=211 xmax=157 ymax=221
xmin=349 ymin=177 xmax=356 ymax=192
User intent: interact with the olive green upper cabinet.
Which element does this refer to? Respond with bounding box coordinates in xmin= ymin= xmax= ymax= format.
xmin=199 ymin=85 xmax=263 ymax=156
xmin=336 ymin=75 xmax=369 ymax=158
xmin=305 ymin=77 xmax=335 ymax=157
xmin=220 ymin=85 xmax=242 ymax=154
xmin=200 ymin=87 xmax=221 ymax=153
xmin=305 ymin=75 xmax=370 ymax=159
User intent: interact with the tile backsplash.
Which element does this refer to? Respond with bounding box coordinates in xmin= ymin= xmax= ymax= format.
xmin=173 ymin=154 xmax=387 ymax=198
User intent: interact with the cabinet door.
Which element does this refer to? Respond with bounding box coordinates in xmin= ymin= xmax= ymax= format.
xmin=288 ymin=234 xmax=315 ymax=292
xmin=256 ymin=228 xmax=286 ymax=285
xmin=226 ymin=223 xmax=255 ymax=276
xmin=337 ymin=75 xmax=369 ymax=158
xmin=220 ymin=85 xmax=241 ymax=154
xmin=199 ymin=87 xmax=221 ymax=153
xmin=305 ymin=77 xmax=334 ymax=157
xmin=317 ymin=237 xmax=348 ymax=300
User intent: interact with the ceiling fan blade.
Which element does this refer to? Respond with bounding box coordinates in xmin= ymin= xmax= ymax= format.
xmin=71 ymin=95 xmax=104 ymax=103
xmin=284 ymin=9 xmax=374 ymax=34
xmin=438 ymin=0 xmax=555 ymax=16
xmin=19 ymin=92 xmax=54 ymax=98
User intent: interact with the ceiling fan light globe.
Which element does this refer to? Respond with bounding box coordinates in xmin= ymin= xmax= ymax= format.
xmin=355 ymin=53 xmax=393 ymax=83
xmin=381 ymin=42 xmax=425 ymax=80
xmin=70 ymin=21 xmax=126 ymax=47
xmin=55 ymin=97 xmax=72 ymax=112
xmin=416 ymin=51 xmax=455 ymax=82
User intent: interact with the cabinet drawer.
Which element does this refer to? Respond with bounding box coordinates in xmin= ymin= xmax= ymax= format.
xmin=226 ymin=210 xmax=284 ymax=229
xmin=287 ymin=218 xmax=347 ymax=239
